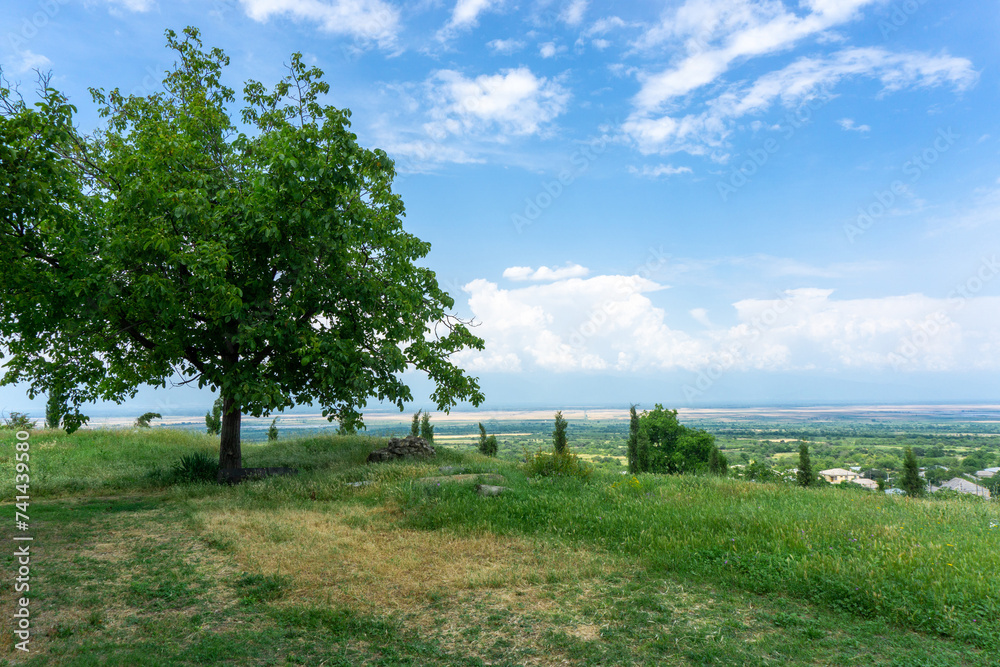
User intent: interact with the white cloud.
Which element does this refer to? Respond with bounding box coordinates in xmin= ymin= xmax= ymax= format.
xmin=455 ymin=270 xmax=1000 ymax=374
xmin=539 ymin=42 xmax=559 ymax=58
xmin=438 ymin=0 xmax=503 ymax=39
xmin=624 ymin=47 xmax=976 ymax=155
xmin=628 ymin=163 xmax=693 ymax=178
xmin=837 ymin=118 xmax=870 ymax=132
xmin=631 ymin=0 xmax=879 ymax=111
xmin=559 ymin=0 xmax=588 ymax=26
xmin=487 ymin=38 xmax=524 ymax=54
xmin=13 ymin=50 xmax=51 ymax=73
xmin=503 ymin=264 xmax=590 ymax=281
xmin=239 ymin=0 xmax=400 ymax=48
xmin=423 ymin=67 xmax=570 ymax=139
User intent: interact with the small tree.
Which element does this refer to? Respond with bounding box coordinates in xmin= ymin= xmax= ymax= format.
xmin=797 ymin=443 xmax=814 ymax=487
xmin=900 ymin=446 xmax=924 ymax=497
xmin=552 ymin=411 xmax=568 ymax=454
xmin=411 ymin=410 xmax=421 ymax=437
xmin=205 ymin=398 xmax=223 ymax=436
xmin=420 ymin=411 xmax=434 ymax=443
xmin=267 ymin=418 xmax=278 ymax=441
xmin=478 ymin=423 xmax=498 ymax=457
xmin=135 ymin=412 xmax=161 ymax=428
xmin=708 ymin=446 xmax=728 ymax=476
xmin=45 ymin=387 xmax=65 ymax=430
xmin=627 ymin=404 xmax=639 ymax=474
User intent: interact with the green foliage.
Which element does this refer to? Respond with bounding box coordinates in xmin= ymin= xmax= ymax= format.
xmin=634 ymin=404 xmax=717 ymax=475
xmin=522 ymin=450 xmax=593 ymax=480
xmin=797 ymin=443 xmax=814 ymax=487
xmin=708 ymin=446 xmax=728 ymax=476
xmin=743 ymin=459 xmax=782 ymax=483
xmin=46 ymin=387 xmax=65 ymax=429
xmin=410 ymin=410 xmax=421 ymax=437
xmin=268 ymin=418 xmax=279 ymax=442
xmin=419 ymin=411 xmax=434 ymax=443
xmin=552 ymin=410 xmax=568 ymax=454
xmin=134 ymin=412 xmax=161 ymax=428
xmin=477 ymin=422 xmax=497 ymax=457
xmin=205 ymin=398 xmax=223 ymax=436
xmin=172 ymin=452 xmax=219 ymax=483
xmin=900 ymin=446 xmax=925 ymax=497
xmin=0 ymin=27 xmax=484 ymax=469
xmin=2 ymin=411 xmax=36 ymax=430
xmin=627 ymin=404 xmax=639 ymax=474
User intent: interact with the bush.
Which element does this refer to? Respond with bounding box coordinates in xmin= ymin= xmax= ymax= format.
xmin=477 ymin=422 xmax=498 ymax=457
xmin=135 ymin=412 xmax=161 ymax=428
xmin=205 ymin=398 xmax=223 ymax=435
xmin=172 ymin=452 xmax=219 ymax=483
xmin=523 ymin=450 xmax=593 ymax=480
xmin=268 ymin=418 xmax=279 ymax=441
xmin=2 ymin=412 xmax=37 ymax=430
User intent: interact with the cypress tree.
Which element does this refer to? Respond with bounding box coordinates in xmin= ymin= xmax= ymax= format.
xmin=553 ymin=411 xmax=568 ymax=454
xmin=901 ymin=447 xmax=924 ymax=497
xmin=797 ymin=443 xmax=814 ymax=487
xmin=627 ymin=405 xmax=639 ymax=473
xmin=410 ymin=410 xmax=421 ymax=437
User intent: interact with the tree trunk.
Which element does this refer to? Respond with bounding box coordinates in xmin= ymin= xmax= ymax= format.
xmin=219 ymin=395 xmax=242 ymax=471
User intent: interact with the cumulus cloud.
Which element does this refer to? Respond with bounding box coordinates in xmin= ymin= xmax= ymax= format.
xmin=454 ymin=269 xmax=1000 ymax=374
xmin=239 ymin=0 xmax=400 ymax=49
xmin=423 ymin=67 xmax=570 ymax=139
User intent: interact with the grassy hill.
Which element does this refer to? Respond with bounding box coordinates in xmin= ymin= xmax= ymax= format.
xmin=1 ymin=427 xmax=998 ymax=665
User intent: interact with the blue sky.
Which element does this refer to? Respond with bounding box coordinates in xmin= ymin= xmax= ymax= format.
xmin=2 ymin=0 xmax=999 ymax=416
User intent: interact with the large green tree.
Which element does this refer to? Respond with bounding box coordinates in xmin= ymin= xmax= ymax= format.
xmin=0 ymin=28 xmax=484 ymax=471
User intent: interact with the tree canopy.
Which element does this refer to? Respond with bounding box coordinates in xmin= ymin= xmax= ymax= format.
xmin=633 ymin=404 xmax=723 ymax=475
xmin=0 ymin=27 xmax=484 ymax=469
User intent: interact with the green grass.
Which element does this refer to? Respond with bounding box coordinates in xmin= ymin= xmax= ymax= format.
xmin=1 ymin=427 xmax=998 ymax=665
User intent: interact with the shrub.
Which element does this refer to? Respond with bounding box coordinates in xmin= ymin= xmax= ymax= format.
xmin=419 ymin=411 xmax=434 ymax=443
xmin=268 ymin=418 xmax=279 ymax=441
xmin=205 ymin=398 xmax=223 ymax=435
xmin=135 ymin=412 xmax=161 ymax=428
xmin=523 ymin=450 xmax=593 ymax=480
xmin=173 ymin=452 xmax=219 ymax=483
xmin=2 ymin=412 xmax=37 ymax=430
xmin=478 ymin=422 xmax=498 ymax=457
